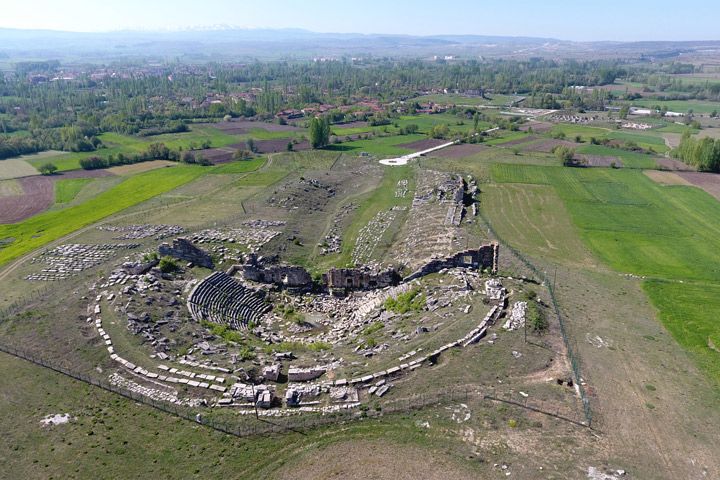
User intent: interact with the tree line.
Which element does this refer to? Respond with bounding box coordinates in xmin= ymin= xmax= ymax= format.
xmin=673 ymin=131 xmax=720 ymax=172
xmin=79 ymin=142 xmax=212 ymax=170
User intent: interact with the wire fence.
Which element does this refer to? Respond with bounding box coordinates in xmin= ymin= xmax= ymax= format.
xmin=0 ymin=197 xmax=595 ymax=434
xmin=0 ymin=284 xmax=52 ymax=318
xmin=0 ymin=336 xmax=591 ymax=438
xmin=476 ymin=208 xmax=594 ymax=428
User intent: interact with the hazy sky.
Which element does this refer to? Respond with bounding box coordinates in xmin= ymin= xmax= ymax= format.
xmin=0 ymin=0 xmax=716 ymax=41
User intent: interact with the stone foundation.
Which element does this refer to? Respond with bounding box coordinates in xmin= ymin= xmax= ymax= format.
xmin=322 ymin=266 xmax=401 ymax=294
xmin=404 ymin=243 xmax=498 ymax=281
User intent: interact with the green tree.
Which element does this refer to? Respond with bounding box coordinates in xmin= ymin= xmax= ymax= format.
xmin=554 ymin=145 xmax=576 ymax=166
xmin=233 ymin=149 xmax=253 ymax=161
xmin=158 ymin=256 xmax=180 ymax=274
xmin=309 ymin=116 xmax=330 ymax=148
xmin=429 ymin=124 xmax=450 ymax=139
xmin=246 ymin=138 xmax=257 ymax=153
xmin=38 ymin=162 xmax=58 ymax=175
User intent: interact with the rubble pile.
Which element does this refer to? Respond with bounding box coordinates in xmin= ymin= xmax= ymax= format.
xmin=484 ymin=279 xmax=506 ymax=300
xmin=27 ymin=243 xmax=140 ymax=281
xmin=352 ymin=208 xmax=403 ymax=264
xmin=396 ymin=171 xmax=466 ymax=270
xmin=98 ymin=224 xmax=185 ymax=240
xmin=190 ymin=224 xmax=282 ymax=252
xmin=395 ymin=179 xmax=409 ymax=198
xmin=503 ymin=301 xmax=527 ymax=331
xmin=319 ymin=203 xmax=357 ymax=255
xmin=268 ymin=177 xmax=336 ymax=210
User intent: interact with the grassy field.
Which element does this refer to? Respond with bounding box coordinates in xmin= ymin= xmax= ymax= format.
xmin=0 ymin=351 xmax=492 ymax=480
xmin=575 ymin=144 xmax=658 ymax=169
xmin=481 ymin=183 xmax=597 ymax=267
xmin=490 ymin=161 xmax=720 ymax=384
xmin=0 ymin=165 xmax=207 ymax=265
xmin=655 ymin=123 xmax=697 ymax=134
xmin=54 ymin=178 xmax=92 ymax=203
xmin=312 ymin=164 xmax=414 ymax=270
xmin=412 ymin=93 xmax=521 ymax=107
xmin=207 ymin=157 xmax=265 ymax=175
xmin=485 ymin=131 xmax=531 ymax=145
xmin=326 ymin=134 xmax=422 ymax=156
xmin=395 ymin=114 xmax=482 ymax=134
xmin=22 ymin=125 xmax=247 ymax=173
xmin=548 ymin=124 xmax=611 ymax=142
xmin=644 ymin=280 xmax=720 ymax=383
xmin=631 ymin=99 xmax=720 ymax=115
xmin=491 ymin=165 xmax=720 ymax=282
xmin=605 ymin=131 xmax=668 ymax=152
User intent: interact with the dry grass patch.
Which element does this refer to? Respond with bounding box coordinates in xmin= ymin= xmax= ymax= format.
xmin=643 ymin=170 xmax=693 ymax=186
xmin=271 ymin=440 xmax=479 ymax=480
xmin=0 ymin=159 xmax=39 ymax=180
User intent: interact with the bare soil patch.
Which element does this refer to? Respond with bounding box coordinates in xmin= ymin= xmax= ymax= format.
xmin=397 ymin=138 xmax=448 ymax=150
xmin=697 ymin=128 xmax=720 ymax=140
xmin=523 ymin=138 xmax=577 ymax=153
xmin=0 ymin=176 xmax=53 ymax=223
xmin=201 ymin=148 xmax=235 ymax=164
xmin=272 ymin=440 xmax=478 ymax=480
xmin=644 ymin=170 xmax=693 ymax=186
xmin=678 ymin=172 xmax=720 ymax=200
xmin=663 ymin=133 xmax=683 ymax=149
xmin=520 ymin=121 xmax=553 ymax=133
xmin=577 ymin=154 xmax=622 ymax=167
xmin=212 ymin=120 xmax=301 ymax=135
xmin=0 ymin=159 xmax=39 ymax=180
xmin=656 ymin=157 xmax=694 ymax=171
xmin=432 ymin=143 xmax=489 ymax=158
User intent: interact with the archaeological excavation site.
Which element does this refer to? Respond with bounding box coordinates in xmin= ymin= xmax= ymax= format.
xmin=0 ymin=156 xmax=581 ymax=427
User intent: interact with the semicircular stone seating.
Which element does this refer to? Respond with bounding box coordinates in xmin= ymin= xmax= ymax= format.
xmin=187 ymin=271 xmax=270 ymax=330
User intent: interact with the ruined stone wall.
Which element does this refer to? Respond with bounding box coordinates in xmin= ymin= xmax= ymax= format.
xmin=158 ymin=238 xmax=214 ymax=269
xmin=322 ymin=267 xmax=401 ymax=292
xmin=404 ymin=243 xmax=498 ymax=281
xmin=242 ymin=264 xmax=312 ymax=288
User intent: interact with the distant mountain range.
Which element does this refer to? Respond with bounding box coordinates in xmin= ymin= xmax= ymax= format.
xmin=0 ymin=27 xmax=718 ymax=62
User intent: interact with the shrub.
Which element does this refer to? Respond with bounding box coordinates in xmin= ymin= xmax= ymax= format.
xmin=79 ymin=156 xmax=107 ymax=170
xmin=553 ymin=145 xmax=576 ymax=166
xmin=527 ymin=301 xmax=548 ymax=333
xmin=384 ymin=288 xmax=426 ymax=313
xmin=38 ymin=162 xmax=58 ymax=175
xmin=308 ymin=341 xmax=331 ymax=352
xmin=158 ymin=256 xmax=180 ymax=274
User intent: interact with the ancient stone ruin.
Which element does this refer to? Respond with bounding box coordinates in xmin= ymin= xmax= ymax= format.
xmin=322 ymin=266 xmax=401 ymax=294
xmin=187 ymin=271 xmax=271 ymax=329
xmin=242 ymin=254 xmax=313 ymax=289
xmin=404 ymin=243 xmax=499 ymax=281
xmin=159 ymin=237 xmax=214 ymax=269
